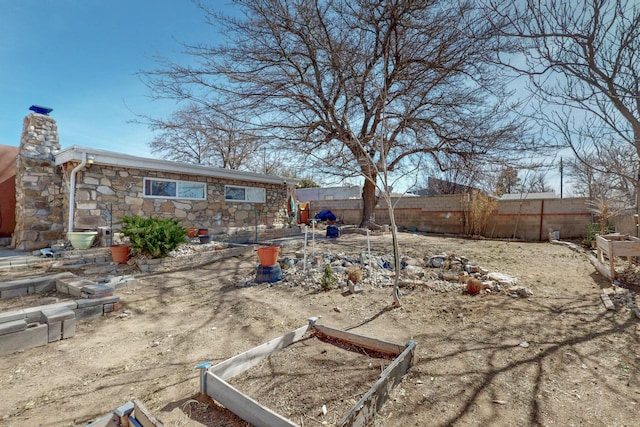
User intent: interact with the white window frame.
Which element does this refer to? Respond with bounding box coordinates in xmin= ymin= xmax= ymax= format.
xmin=143 ymin=178 xmax=207 ymax=200
xmin=225 ymin=185 xmax=266 ymax=203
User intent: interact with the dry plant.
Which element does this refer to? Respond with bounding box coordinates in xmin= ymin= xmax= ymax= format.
xmin=460 ymin=189 xmax=498 ymax=236
xmin=586 ymin=197 xmax=624 ymax=235
xmin=346 ymin=266 xmax=363 ymax=283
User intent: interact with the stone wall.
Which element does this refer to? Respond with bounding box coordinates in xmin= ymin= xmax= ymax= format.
xmin=72 ymin=165 xmax=292 ymax=237
xmin=13 ymin=114 xmax=64 ymax=250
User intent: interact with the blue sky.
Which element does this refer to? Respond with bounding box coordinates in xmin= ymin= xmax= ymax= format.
xmin=0 ymin=1 xmax=567 ymax=193
xmin=0 ymin=1 xmax=226 ymax=157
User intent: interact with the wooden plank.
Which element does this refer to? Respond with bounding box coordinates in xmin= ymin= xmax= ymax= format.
xmin=608 ymin=239 xmax=615 ymax=278
xmin=210 ymin=324 xmax=310 ymax=380
xmin=133 ymin=400 xmax=164 ymax=427
xmin=84 ymin=414 xmax=120 ymax=427
xmin=206 ymin=372 xmax=299 ymax=427
xmin=313 ymin=324 xmax=405 ymax=356
xmin=339 ymin=342 xmax=417 ymax=427
xmin=610 ymin=241 xmax=640 ymax=257
xmin=589 ymin=255 xmax=613 ymax=281
xmin=600 ymin=293 xmax=616 ymax=311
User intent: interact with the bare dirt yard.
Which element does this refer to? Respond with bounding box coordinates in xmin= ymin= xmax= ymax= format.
xmin=0 ymin=232 xmax=639 ymax=427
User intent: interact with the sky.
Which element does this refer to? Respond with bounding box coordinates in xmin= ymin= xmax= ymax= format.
xmin=0 ymin=0 xmax=226 ymax=157
xmin=0 ymin=1 xmax=568 ymax=194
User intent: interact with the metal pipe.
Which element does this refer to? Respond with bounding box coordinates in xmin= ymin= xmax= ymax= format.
xmin=67 ymin=152 xmax=88 ymax=233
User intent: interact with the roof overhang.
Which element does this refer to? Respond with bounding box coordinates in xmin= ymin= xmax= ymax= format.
xmin=55 ymin=145 xmax=298 ymax=186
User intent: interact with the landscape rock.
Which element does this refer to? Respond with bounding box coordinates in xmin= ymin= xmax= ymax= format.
xmin=488 ymin=272 xmax=518 ymax=287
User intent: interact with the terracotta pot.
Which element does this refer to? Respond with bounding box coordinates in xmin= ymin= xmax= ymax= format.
xmin=257 ymin=246 xmax=280 ymax=266
xmin=466 ymin=279 xmax=483 ymax=295
xmin=109 ymin=245 xmax=131 ymax=264
xmin=198 ymin=228 xmax=208 ymax=236
xmin=186 ymin=228 xmax=197 ymax=238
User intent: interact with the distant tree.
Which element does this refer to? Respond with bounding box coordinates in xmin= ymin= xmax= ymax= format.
xmin=143 ymin=0 xmax=532 ymax=228
xmin=147 ymin=103 xmax=261 ymax=169
xmin=522 ymin=172 xmax=553 ymax=194
xmin=486 ymin=0 xmax=640 ymax=213
xmin=566 ymin=146 xmax=637 ymax=211
xmin=495 ymin=166 xmax=520 ymax=195
xmin=297 ymin=178 xmax=320 ymax=189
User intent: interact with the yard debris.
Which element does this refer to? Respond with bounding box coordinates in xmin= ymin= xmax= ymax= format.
xmin=487 ymin=272 xmax=518 ymax=287
xmin=601 ymin=286 xmax=638 ymax=311
xmin=236 ymin=245 xmax=521 ymax=298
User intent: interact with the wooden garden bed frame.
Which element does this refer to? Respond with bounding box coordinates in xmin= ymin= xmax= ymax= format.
xmin=198 ymin=317 xmax=416 ymax=427
xmin=594 ymin=233 xmax=640 ymax=281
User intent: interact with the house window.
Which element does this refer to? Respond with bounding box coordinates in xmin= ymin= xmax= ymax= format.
xmin=225 ymin=185 xmax=266 ymax=203
xmin=324 ymin=195 xmax=334 ymax=200
xmin=144 ymin=178 xmax=206 ymax=200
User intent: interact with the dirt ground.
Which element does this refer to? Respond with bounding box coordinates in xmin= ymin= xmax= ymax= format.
xmin=0 ymin=232 xmax=639 ymax=427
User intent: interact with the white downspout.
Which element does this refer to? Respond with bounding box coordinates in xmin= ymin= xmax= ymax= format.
xmin=67 ymin=152 xmax=88 ymax=233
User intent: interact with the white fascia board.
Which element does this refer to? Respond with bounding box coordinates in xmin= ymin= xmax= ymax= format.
xmin=55 ymin=145 xmax=299 ymax=186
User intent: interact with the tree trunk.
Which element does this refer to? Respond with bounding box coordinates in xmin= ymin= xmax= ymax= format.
xmin=359 ymin=177 xmax=378 ymax=229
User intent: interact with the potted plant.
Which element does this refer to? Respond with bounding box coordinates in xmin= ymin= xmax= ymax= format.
xmin=109 ymin=244 xmax=131 ymax=264
xmin=119 ymin=215 xmax=187 ymax=258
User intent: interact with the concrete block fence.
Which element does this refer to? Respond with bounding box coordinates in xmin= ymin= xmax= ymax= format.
xmin=309 ymin=196 xmax=593 ymax=241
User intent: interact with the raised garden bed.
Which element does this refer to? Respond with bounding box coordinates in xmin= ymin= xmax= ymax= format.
xmin=593 ymin=233 xmax=640 ymax=281
xmin=198 ymin=317 xmax=416 ymax=427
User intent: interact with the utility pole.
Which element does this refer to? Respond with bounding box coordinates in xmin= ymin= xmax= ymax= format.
xmin=263 ymin=147 xmax=267 ymax=174
xmin=559 ymin=157 xmax=563 ymax=199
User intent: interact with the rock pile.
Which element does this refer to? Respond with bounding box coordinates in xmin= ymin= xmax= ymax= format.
xmin=242 ymin=250 xmax=530 ymax=297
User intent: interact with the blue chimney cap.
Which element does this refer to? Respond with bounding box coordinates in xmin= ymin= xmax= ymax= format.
xmin=29 ymin=105 xmax=53 ymax=115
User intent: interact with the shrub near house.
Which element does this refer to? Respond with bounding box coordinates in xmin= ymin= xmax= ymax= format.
xmin=119 ymin=215 xmax=186 ymax=258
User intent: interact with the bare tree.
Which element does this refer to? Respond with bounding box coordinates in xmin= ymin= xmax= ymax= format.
xmin=523 ymin=172 xmax=553 ymax=194
xmin=566 ymin=145 xmax=637 ymax=211
xmin=495 ymin=166 xmax=520 ymax=195
xmin=146 ymin=103 xmax=261 ymax=169
xmin=143 ymin=0 xmax=531 ymax=228
xmin=487 ymin=0 xmax=640 ymax=212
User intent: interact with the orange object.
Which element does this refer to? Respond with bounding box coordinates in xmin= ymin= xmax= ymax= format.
xmin=186 ymin=228 xmax=197 ymax=238
xmin=257 ymin=246 xmax=280 ymax=266
xmin=298 ymin=203 xmax=309 ymax=224
xmin=466 ymin=279 xmax=483 ymax=295
xmin=109 ymin=245 xmax=131 ymax=264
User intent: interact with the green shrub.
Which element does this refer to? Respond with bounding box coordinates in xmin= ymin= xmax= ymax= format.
xmin=119 ymin=215 xmax=186 ymax=258
xmin=582 ymin=222 xmax=615 ymax=248
xmin=320 ymin=264 xmax=337 ymax=291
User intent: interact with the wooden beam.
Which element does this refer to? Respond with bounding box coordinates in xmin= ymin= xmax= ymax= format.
xmin=589 ymin=255 xmax=613 ymax=281
xmin=600 ymin=293 xmax=616 ymax=311
xmin=312 ymin=324 xmax=406 ymax=356
xmin=206 ymin=372 xmax=299 ymax=427
xmin=210 ymin=324 xmax=310 ymax=381
xmin=133 ymin=400 xmax=164 ymax=427
xmin=338 ymin=342 xmax=417 ymax=427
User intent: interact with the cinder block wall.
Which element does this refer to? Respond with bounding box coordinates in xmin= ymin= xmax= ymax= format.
xmin=310 ymin=196 xmax=592 ymax=241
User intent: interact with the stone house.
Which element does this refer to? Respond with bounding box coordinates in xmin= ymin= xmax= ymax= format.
xmin=9 ymin=110 xmax=298 ymax=251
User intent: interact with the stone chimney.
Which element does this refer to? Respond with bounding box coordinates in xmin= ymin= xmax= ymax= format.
xmin=13 ymin=111 xmax=64 ymax=250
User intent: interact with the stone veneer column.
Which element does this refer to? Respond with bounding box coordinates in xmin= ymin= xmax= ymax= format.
xmin=13 ymin=113 xmax=64 ymax=250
